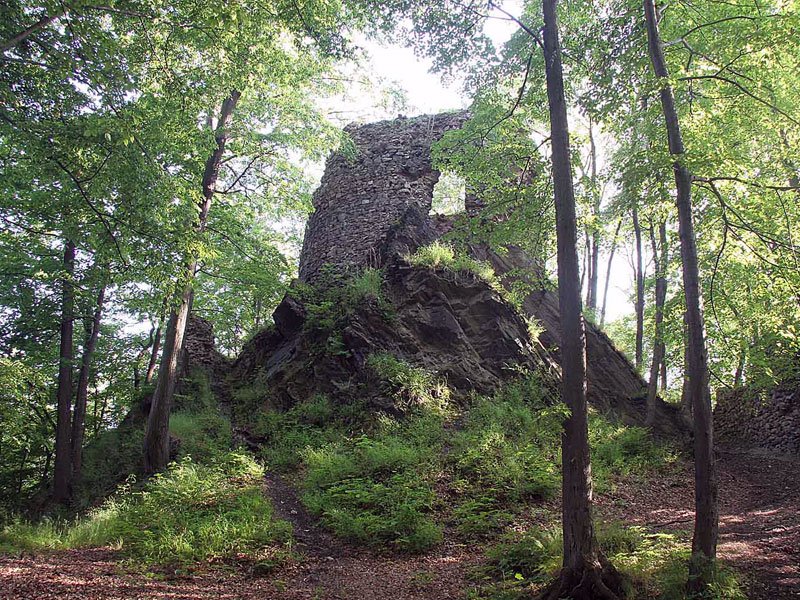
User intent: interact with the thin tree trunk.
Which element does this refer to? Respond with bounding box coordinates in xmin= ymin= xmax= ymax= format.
xmin=586 ymin=117 xmax=600 ymax=315
xmin=632 ymin=207 xmax=645 ymax=370
xmin=70 ymin=282 xmax=106 ymax=484
xmin=145 ymin=321 xmax=162 ymax=385
xmin=733 ymin=349 xmax=745 ymax=387
xmin=144 ymin=90 xmax=241 ymax=474
xmin=644 ymin=0 xmax=718 ymax=591
xmin=600 ymin=219 xmax=622 ymax=327
xmin=541 ymin=2 xmax=622 ymax=597
xmin=52 ymin=238 xmax=75 ymax=505
xmin=646 ymin=221 xmax=667 ymax=426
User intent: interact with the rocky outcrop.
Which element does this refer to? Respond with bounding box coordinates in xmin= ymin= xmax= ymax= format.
xmin=715 ymin=382 xmax=800 ymax=455
xmin=231 ymin=259 xmax=549 ymax=412
xmin=230 ymin=111 xmax=687 ymax=438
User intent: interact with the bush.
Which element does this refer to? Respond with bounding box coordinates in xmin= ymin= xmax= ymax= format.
xmin=0 ymin=453 xmax=291 ymax=566
xmin=367 ymin=353 xmax=451 ymax=413
xmin=301 ymin=429 xmax=443 ymax=552
xmin=477 ymin=524 xmax=745 ymax=600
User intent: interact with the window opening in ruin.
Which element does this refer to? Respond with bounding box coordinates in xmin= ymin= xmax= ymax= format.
xmin=431 ymin=170 xmax=466 ymax=215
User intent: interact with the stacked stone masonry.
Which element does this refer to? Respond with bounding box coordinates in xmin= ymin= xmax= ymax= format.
xmin=299 ymin=111 xmax=469 ymax=282
xmin=715 ymin=382 xmax=800 ymax=455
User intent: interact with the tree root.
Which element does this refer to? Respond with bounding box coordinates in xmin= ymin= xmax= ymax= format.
xmin=537 ymin=558 xmax=626 ymax=600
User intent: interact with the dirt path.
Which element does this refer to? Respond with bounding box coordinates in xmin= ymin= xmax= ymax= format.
xmin=1 ymin=452 xmax=797 ymax=599
xmin=597 ymin=451 xmax=800 ymax=599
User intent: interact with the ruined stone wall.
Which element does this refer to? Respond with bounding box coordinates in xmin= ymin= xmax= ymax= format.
xmin=714 ymin=382 xmax=800 ymax=455
xmin=298 ymin=111 xmax=468 ymax=282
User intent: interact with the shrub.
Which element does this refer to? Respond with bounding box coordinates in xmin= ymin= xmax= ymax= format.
xmin=0 ymin=453 xmax=291 ymax=566
xmin=367 ymin=353 xmax=451 ymax=413
xmin=301 ymin=429 xmax=442 ymax=552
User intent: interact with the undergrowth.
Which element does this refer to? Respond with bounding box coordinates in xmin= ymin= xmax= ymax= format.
xmin=0 ymin=452 xmax=291 ymax=566
xmin=247 ymin=361 xmax=674 ymax=554
xmin=292 ymin=266 xmax=392 ymax=357
xmin=407 ymin=242 xmax=501 ymax=291
xmin=470 ymin=523 xmax=745 ymax=600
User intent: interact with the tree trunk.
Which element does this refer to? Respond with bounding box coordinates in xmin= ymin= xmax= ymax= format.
xmin=646 ymin=221 xmax=667 ymax=426
xmin=52 ymin=238 xmax=75 ymax=505
xmin=644 ymin=0 xmax=718 ymax=591
xmin=586 ymin=117 xmax=600 ymax=315
xmin=540 ymin=2 xmax=622 ymax=597
xmin=70 ymin=283 xmax=106 ymax=484
xmin=145 ymin=321 xmax=162 ymax=385
xmin=632 ymin=207 xmax=645 ymax=370
xmin=143 ymin=90 xmax=241 ymax=474
xmin=600 ymin=219 xmax=622 ymax=327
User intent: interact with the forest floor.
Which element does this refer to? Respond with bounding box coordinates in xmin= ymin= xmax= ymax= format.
xmin=0 ymin=451 xmax=797 ymax=600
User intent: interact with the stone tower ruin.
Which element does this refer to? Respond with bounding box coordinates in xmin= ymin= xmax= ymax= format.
xmin=299 ymin=111 xmax=469 ymax=282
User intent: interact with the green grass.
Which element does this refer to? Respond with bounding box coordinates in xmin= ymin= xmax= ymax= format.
xmin=366 ymin=353 xmax=451 ymax=413
xmin=407 ymin=242 xmax=500 ymax=289
xmin=0 ymin=452 xmax=291 ymax=566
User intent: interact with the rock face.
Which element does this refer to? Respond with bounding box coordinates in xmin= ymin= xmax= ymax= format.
xmin=715 ymin=382 xmax=800 ymax=455
xmin=231 ymin=260 xmax=551 ymax=415
xmin=229 ymin=111 xmax=687 ymax=437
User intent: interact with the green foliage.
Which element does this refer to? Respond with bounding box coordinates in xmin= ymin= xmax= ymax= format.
xmin=169 ymin=412 xmax=232 ymax=465
xmin=1 ymin=453 xmax=291 ymax=566
xmin=250 ymin=394 xmax=354 ymax=471
xmin=292 ymin=267 xmax=391 ymax=356
xmin=72 ymin=423 xmax=145 ymax=511
xmin=447 ymin=380 xmax=564 ymax=537
xmin=167 ymin=369 xmax=233 ymax=464
xmin=0 ymin=358 xmax=53 ymax=514
xmin=366 ymin=352 xmax=451 ymax=413
xmin=474 ymin=524 xmax=745 ymax=600
xmin=589 ymin=413 xmax=677 ymax=491
xmin=408 ymin=242 xmax=500 ymax=289
xmin=244 ymin=370 xmax=671 ymax=550
xmin=301 ymin=427 xmax=443 ymax=552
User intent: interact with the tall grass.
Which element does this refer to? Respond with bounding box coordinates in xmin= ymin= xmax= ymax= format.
xmin=0 ymin=452 xmax=291 ymax=565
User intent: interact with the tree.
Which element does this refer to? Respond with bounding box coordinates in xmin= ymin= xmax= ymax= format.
xmin=144 ymin=90 xmax=241 ymax=474
xmin=642 ymin=0 xmax=718 ymax=590
xmin=51 ymin=238 xmax=75 ymax=505
xmin=540 ymin=1 xmax=623 ymax=597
